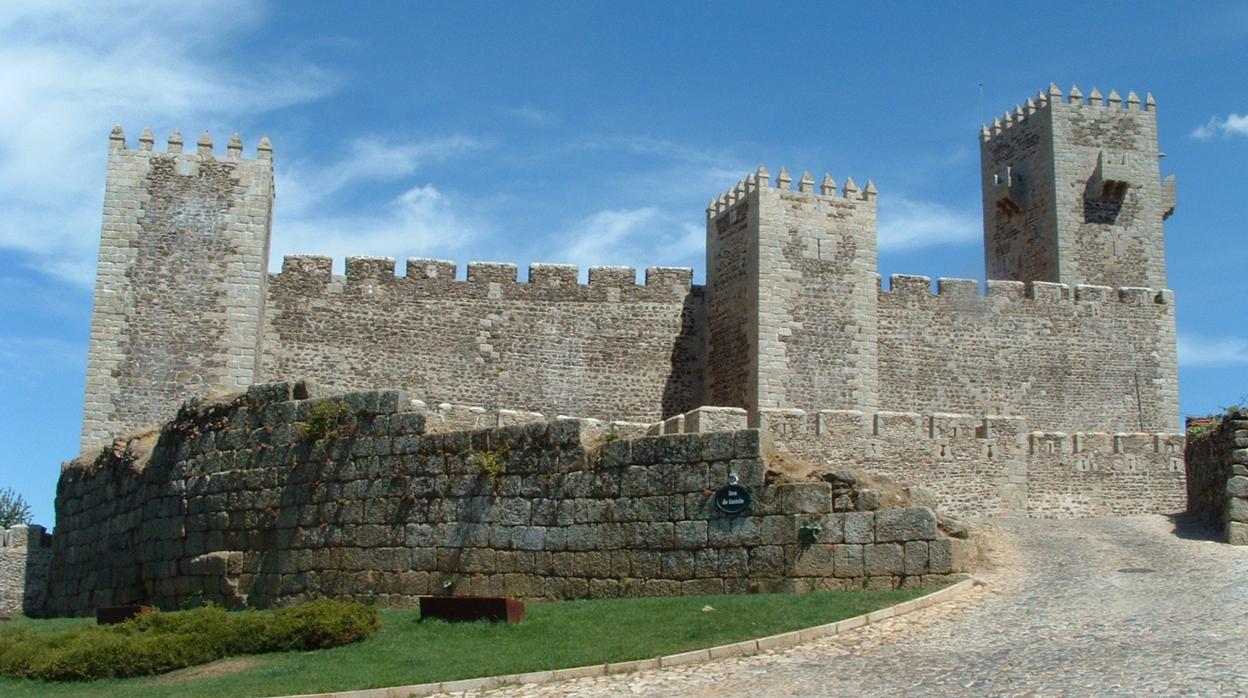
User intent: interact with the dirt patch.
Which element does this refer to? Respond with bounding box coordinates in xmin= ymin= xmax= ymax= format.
xmin=151 ymin=656 xmax=262 ymax=684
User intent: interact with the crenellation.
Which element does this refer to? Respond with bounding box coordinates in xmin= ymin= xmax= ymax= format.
xmin=529 ymin=263 xmax=579 ymax=287
xmin=467 ymin=261 xmax=519 ymax=284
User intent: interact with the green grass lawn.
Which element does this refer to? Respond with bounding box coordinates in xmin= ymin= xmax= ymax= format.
xmin=0 ymin=586 xmax=933 ymax=698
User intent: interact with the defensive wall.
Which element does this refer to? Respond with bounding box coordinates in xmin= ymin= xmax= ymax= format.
xmin=81 ymin=83 xmax=1181 ymax=453
xmin=656 ymin=406 xmax=1185 ymax=519
xmin=1185 ymin=416 xmax=1248 ymax=544
xmin=0 ymin=525 xmax=53 ymax=616
xmin=44 ymin=383 xmax=972 ymax=616
xmin=262 ymin=256 xmax=704 ymax=426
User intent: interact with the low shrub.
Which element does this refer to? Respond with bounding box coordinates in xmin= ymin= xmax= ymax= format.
xmin=0 ymin=600 xmax=378 ymax=681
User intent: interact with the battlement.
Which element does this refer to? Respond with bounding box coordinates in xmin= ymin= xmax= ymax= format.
xmin=1028 ymin=431 xmax=1185 ymax=456
xmin=272 ymin=255 xmax=698 ymax=302
xmin=107 ymin=125 xmax=272 ymax=161
xmin=980 ymin=83 xmax=1156 ymax=144
xmin=707 ymin=164 xmax=876 ymax=219
xmin=879 ymin=274 xmax=1172 ymax=306
xmin=1 ymin=524 xmax=51 ymax=549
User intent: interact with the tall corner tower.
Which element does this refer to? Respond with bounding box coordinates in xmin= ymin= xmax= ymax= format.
xmin=705 ymin=167 xmax=879 ymax=419
xmin=980 ymin=84 xmax=1176 ymax=288
xmin=81 ymin=127 xmax=274 ymax=450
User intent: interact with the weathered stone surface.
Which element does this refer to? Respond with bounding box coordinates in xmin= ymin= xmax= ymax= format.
xmin=843 ymin=512 xmax=874 ymax=544
xmin=1226 ymin=522 xmax=1248 ymax=546
xmin=874 ymin=508 xmax=938 ymax=543
xmin=863 ymin=542 xmax=904 ymax=576
xmin=46 ymin=388 xmax=971 ymax=615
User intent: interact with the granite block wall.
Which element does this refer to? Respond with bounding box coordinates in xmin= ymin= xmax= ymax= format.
xmin=746 ymin=407 xmax=1184 ymax=519
xmin=44 ymin=383 xmax=970 ymax=616
xmin=261 ymin=257 xmax=705 ymax=425
xmin=0 ymin=525 xmax=53 ymax=616
xmin=878 ymin=275 xmax=1179 ymax=433
xmin=1185 ymin=416 xmax=1248 ymax=544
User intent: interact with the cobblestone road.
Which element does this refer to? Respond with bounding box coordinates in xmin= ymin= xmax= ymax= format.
xmin=468 ymin=516 xmax=1248 ymax=697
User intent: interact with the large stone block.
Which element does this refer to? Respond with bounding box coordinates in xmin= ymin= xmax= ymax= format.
xmin=833 ymin=544 xmax=864 ymax=578
xmin=1226 ymin=521 xmax=1248 ymax=546
xmin=874 ymin=507 xmax=938 ymax=542
xmin=843 ymin=512 xmax=874 ymax=544
xmin=863 ymin=543 xmax=904 ymax=576
xmin=1226 ymin=476 xmax=1248 ymax=498
xmin=793 ymin=544 xmax=835 ymax=577
xmin=903 ymin=541 xmax=930 ymax=575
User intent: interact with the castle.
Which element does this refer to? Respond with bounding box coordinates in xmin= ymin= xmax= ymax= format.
xmin=83 ymin=83 xmax=1179 ymax=450
xmin=2 ymin=83 xmax=1195 ymax=616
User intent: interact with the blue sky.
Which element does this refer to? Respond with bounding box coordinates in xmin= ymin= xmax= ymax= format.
xmin=2 ymin=1 xmax=1245 ymax=526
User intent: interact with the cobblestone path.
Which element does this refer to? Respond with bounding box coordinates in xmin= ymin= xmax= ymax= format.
xmin=470 ymin=516 xmax=1248 ymax=697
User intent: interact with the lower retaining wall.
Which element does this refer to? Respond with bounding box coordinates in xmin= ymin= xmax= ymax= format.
xmin=1185 ymin=416 xmax=1248 ymax=544
xmin=0 ymin=525 xmax=53 ymax=616
xmin=45 ymin=383 xmax=972 ymax=616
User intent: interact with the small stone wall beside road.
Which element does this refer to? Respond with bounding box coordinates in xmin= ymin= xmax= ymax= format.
xmin=1185 ymin=416 xmax=1248 ymax=544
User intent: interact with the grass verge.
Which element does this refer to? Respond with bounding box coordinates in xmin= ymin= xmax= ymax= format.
xmin=0 ymin=586 xmax=932 ymax=697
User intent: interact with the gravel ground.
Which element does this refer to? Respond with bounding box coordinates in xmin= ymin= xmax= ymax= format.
xmin=460 ymin=515 xmax=1248 ymax=697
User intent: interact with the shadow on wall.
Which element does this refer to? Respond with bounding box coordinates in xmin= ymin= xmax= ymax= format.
xmin=661 ymin=290 xmax=707 ymax=419
xmin=1 ymin=525 xmax=53 ymax=616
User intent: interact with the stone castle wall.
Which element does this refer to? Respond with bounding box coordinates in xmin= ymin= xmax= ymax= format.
xmin=261 ymin=256 xmax=704 ymax=424
xmin=0 ymin=525 xmax=53 ymax=616
xmin=733 ymin=408 xmax=1183 ymax=519
xmin=44 ymin=383 xmax=971 ymax=616
xmin=1185 ymin=417 xmax=1248 ymax=544
xmin=877 ymin=275 xmax=1179 ymax=432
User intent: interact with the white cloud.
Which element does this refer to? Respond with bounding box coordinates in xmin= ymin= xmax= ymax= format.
xmin=1191 ymin=113 xmax=1248 ymax=140
xmin=1178 ymin=333 xmax=1248 ymax=367
xmin=272 ymin=184 xmax=492 ymax=274
xmin=0 ymin=1 xmax=334 ymax=286
xmin=271 ymin=134 xmax=489 ymax=271
xmin=877 ymin=198 xmax=980 ymax=251
xmin=551 ymin=207 xmax=703 ymax=278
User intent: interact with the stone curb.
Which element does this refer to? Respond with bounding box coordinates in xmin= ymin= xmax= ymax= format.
xmin=278 ymin=578 xmax=974 ymax=698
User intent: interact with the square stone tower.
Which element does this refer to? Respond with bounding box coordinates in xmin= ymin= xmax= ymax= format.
xmin=705 ymin=167 xmax=879 ymax=419
xmin=981 ymin=84 xmax=1177 ymax=287
xmin=80 ymin=127 xmax=274 ymax=450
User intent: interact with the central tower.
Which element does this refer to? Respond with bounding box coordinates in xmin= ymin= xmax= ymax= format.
xmin=705 ymin=167 xmax=879 ymax=419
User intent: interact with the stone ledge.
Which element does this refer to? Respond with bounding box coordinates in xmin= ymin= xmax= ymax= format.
xmin=274 ymin=577 xmax=974 ymax=698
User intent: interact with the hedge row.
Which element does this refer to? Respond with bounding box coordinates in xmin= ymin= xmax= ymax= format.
xmin=0 ymin=600 xmax=379 ymax=681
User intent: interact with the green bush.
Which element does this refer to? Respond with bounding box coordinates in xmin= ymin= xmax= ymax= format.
xmin=0 ymin=600 xmax=378 ymax=681
xmin=304 ymin=400 xmax=351 ymax=441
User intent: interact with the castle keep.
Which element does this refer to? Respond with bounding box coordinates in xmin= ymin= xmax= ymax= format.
xmin=75 ymin=83 xmax=1185 ymax=522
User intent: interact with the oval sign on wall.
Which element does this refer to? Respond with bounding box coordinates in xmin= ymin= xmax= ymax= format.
xmin=714 ymin=483 xmax=753 ymax=516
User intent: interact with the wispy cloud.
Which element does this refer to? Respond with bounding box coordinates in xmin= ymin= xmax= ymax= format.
xmin=1178 ymin=333 xmax=1248 ymax=367
xmin=273 ymin=184 xmax=493 ymax=273
xmin=877 ymin=197 xmax=980 ymax=251
xmin=549 ymin=207 xmax=703 ymax=277
xmin=1191 ymin=113 xmax=1248 ymax=140
xmin=505 ymin=106 xmax=560 ymax=127
xmin=272 ymin=134 xmax=489 ymax=270
xmin=0 ymin=1 xmax=334 ymax=286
